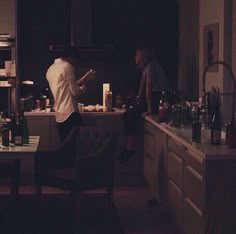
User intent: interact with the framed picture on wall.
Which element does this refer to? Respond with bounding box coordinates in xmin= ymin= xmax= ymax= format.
xmin=203 ymin=23 xmax=219 ymax=72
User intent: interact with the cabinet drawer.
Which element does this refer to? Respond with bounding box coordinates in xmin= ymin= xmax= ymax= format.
xmin=26 ymin=116 xmax=51 ymax=149
xmin=168 ymin=151 xmax=184 ymax=189
xmin=144 ymin=121 xmax=155 ymax=136
xmin=183 ymin=149 xmax=204 ymax=175
xmin=168 ymin=180 xmax=183 ymax=233
xmin=168 ymin=137 xmax=186 ymax=158
xmin=144 ymin=133 xmax=154 ymax=158
xmin=50 ymin=118 xmax=60 ymax=148
xmin=183 ymin=197 xmax=204 ymax=234
xmin=184 ymin=165 xmax=204 ymax=210
xmin=144 ymin=155 xmax=154 ymax=186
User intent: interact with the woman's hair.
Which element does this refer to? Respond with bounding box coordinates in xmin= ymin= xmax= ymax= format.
xmin=137 ymin=47 xmax=156 ymax=65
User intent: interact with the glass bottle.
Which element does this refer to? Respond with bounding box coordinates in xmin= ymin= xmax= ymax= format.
xmin=210 ymin=108 xmax=221 ymax=145
xmin=210 ymin=89 xmax=221 ymax=145
xmin=21 ymin=112 xmax=29 ymax=144
xmin=192 ymin=106 xmax=201 ymax=143
xmin=159 ymin=91 xmax=169 ymax=123
xmin=2 ymin=125 xmax=9 ymax=147
xmin=226 ymin=114 xmax=236 ymax=148
xmin=39 ymin=94 xmax=47 ymax=111
xmin=14 ymin=113 xmax=23 ymax=146
xmin=9 ymin=113 xmax=16 ymax=144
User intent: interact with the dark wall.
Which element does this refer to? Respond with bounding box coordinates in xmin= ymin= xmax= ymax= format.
xmin=17 ymin=0 xmax=70 ymax=96
xmin=17 ymin=0 xmax=178 ymax=104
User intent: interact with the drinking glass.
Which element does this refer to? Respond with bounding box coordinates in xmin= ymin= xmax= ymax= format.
xmin=115 ymin=95 xmax=123 ymax=109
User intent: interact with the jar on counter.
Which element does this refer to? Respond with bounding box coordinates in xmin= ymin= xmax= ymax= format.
xmin=105 ymin=90 xmax=112 ymax=112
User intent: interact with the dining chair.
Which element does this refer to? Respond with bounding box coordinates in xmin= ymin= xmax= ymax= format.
xmin=34 ymin=125 xmax=118 ymax=231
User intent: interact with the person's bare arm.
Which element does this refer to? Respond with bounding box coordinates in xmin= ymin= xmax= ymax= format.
xmin=137 ymin=76 xmax=145 ymax=98
xmin=145 ymin=76 xmax=152 ymax=114
xmin=77 ymin=69 xmax=96 ymax=86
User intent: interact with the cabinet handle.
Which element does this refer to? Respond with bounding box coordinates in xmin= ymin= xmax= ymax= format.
xmin=182 ymin=145 xmax=187 ymax=151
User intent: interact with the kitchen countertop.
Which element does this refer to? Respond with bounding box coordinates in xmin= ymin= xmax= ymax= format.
xmin=0 ymin=136 xmax=40 ymax=153
xmin=146 ymin=115 xmax=236 ymax=160
xmin=24 ymin=108 xmax=125 ymax=116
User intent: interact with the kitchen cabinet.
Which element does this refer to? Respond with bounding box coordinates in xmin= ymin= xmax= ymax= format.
xmin=26 ymin=116 xmax=52 ymax=149
xmin=183 ymin=197 xmax=204 ymax=234
xmin=50 ymin=118 xmax=60 ymax=148
xmin=144 ymin=117 xmax=205 ymax=233
xmin=0 ymin=0 xmax=16 ymax=37
xmin=0 ymin=0 xmax=17 ymax=113
xmin=168 ymin=179 xmax=183 ymax=234
xmin=156 ymin=126 xmax=168 ymax=207
xmin=0 ymin=40 xmax=16 ymax=114
xmin=143 ymin=120 xmax=168 ymax=203
xmin=168 ymin=136 xmax=205 ymax=234
xmin=144 ymin=115 xmax=236 ymax=234
xmin=17 ymin=0 xmax=70 ymax=84
xmin=25 ymin=111 xmax=125 ymax=151
xmin=143 ymin=121 xmax=155 ymax=197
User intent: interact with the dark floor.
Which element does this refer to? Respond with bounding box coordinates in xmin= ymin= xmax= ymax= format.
xmin=0 ymin=149 xmax=176 ymax=234
xmin=114 ymin=154 xmax=176 ymax=234
xmin=0 ymin=184 xmax=175 ymax=234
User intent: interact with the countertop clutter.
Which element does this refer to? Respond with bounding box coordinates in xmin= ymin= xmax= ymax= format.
xmin=25 ymin=106 xmax=125 ymax=116
xmin=144 ymin=114 xmax=236 ymax=234
xmin=145 ymin=115 xmax=236 ymax=160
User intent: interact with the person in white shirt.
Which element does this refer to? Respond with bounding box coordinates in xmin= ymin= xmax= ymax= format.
xmin=46 ymin=47 xmax=95 ymax=142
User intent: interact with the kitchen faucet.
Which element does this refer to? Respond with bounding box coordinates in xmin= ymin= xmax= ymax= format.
xmin=202 ymin=61 xmax=236 ymax=122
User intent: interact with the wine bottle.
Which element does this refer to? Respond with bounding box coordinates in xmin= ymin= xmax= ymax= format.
xmin=226 ymin=114 xmax=236 ymax=147
xmin=9 ymin=113 xmax=16 ymax=144
xmin=2 ymin=125 xmax=9 ymax=147
xmin=14 ymin=113 xmax=23 ymax=146
xmin=159 ymin=91 xmax=169 ymax=122
xmin=210 ymin=108 xmax=221 ymax=145
xmin=21 ymin=112 xmax=29 ymax=144
xmin=192 ymin=106 xmax=201 ymax=142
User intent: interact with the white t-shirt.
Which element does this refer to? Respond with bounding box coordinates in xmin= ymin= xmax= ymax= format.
xmin=46 ymin=58 xmax=86 ymax=122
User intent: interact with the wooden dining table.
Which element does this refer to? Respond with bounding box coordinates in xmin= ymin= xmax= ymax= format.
xmin=0 ymin=136 xmax=40 ymax=181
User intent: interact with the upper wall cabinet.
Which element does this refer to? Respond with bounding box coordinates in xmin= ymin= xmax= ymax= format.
xmin=0 ymin=0 xmax=16 ymax=37
xmin=71 ymin=0 xmax=115 ymax=47
xmin=17 ymin=0 xmax=70 ymax=83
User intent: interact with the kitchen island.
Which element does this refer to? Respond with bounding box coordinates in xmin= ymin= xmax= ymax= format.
xmin=144 ymin=115 xmax=236 ymax=234
xmin=25 ymin=109 xmax=125 ymax=149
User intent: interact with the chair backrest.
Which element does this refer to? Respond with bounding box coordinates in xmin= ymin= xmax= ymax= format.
xmin=76 ymin=126 xmax=116 ymax=156
xmin=75 ymin=127 xmax=119 ymax=190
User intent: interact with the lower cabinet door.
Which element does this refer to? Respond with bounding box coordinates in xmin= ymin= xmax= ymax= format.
xmin=144 ymin=154 xmax=154 ymax=190
xmin=183 ymin=197 xmax=205 ymax=234
xmin=50 ymin=117 xmax=60 ymax=148
xmin=168 ymin=179 xmax=183 ymax=234
xmin=26 ymin=116 xmax=51 ymax=149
